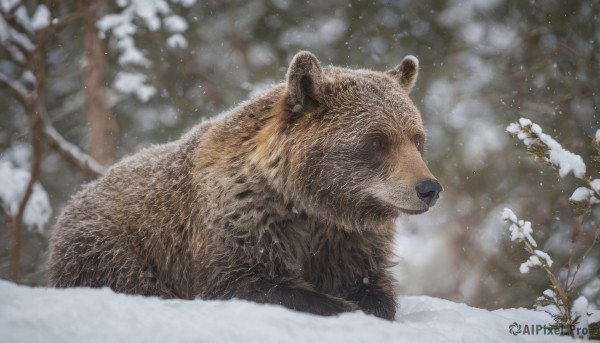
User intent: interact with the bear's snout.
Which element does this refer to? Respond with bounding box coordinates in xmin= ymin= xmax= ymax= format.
xmin=415 ymin=179 xmax=442 ymax=207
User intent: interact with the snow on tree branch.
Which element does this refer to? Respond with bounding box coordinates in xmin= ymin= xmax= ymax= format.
xmin=0 ymin=71 xmax=30 ymax=103
xmin=29 ymin=4 xmax=50 ymax=31
xmin=502 ymin=205 xmax=593 ymax=335
xmin=0 ymin=1 xmax=106 ymax=178
xmin=113 ymin=71 xmax=155 ymax=103
xmin=8 ymin=3 xmax=50 ymax=33
xmin=0 ymin=0 xmax=19 ymax=13
xmin=97 ymin=0 xmax=196 ymax=102
xmin=502 ymin=208 xmax=554 ymax=274
xmin=501 ymin=208 xmax=537 ymax=248
xmin=0 ymin=11 xmax=32 ymax=63
xmin=570 ymin=186 xmax=600 ymax=204
xmin=506 ymin=118 xmax=586 ymax=179
xmin=0 ymin=161 xmax=51 ymax=232
xmin=0 ymin=1 xmax=54 ymax=71
xmin=519 ymin=250 xmax=553 ymax=274
xmin=44 ymin=124 xmax=107 ymax=177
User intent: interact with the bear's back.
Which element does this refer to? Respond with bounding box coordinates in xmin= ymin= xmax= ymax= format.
xmin=47 ymin=122 xmax=211 ymax=297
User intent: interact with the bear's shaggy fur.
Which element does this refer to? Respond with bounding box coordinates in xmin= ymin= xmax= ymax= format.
xmin=48 ymin=52 xmax=441 ymax=320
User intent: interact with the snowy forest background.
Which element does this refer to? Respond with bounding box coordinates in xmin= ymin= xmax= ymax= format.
xmin=0 ymin=0 xmax=599 ymax=312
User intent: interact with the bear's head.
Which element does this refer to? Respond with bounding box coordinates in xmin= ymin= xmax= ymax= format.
xmin=256 ymin=51 xmax=441 ymax=232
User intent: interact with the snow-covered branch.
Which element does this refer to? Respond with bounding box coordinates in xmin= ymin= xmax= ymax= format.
xmin=501 ymin=207 xmax=584 ymax=332
xmin=504 ymin=118 xmax=600 ymax=336
xmin=44 ymin=124 xmax=106 ymax=177
xmin=96 ymin=0 xmax=196 ymax=102
xmin=502 ymin=208 xmax=536 ymax=248
xmin=501 ymin=208 xmax=554 ymax=273
xmin=1 ymin=1 xmax=107 ymax=179
xmin=0 ymin=71 xmax=30 ymax=104
xmin=0 ymin=73 xmax=106 ymax=179
xmin=507 ymin=118 xmax=586 ymax=179
xmin=570 ymin=185 xmax=600 ymax=204
xmin=0 ymin=5 xmax=38 ymax=61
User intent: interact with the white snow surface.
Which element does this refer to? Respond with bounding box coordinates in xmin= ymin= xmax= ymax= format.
xmin=0 ymin=280 xmax=581 ymax=343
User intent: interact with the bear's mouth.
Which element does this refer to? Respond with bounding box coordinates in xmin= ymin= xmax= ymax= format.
xmin=374 ymin=195 xmax=430 ymax=216
xmin=397 ymin=207 xmax=429 ymax=215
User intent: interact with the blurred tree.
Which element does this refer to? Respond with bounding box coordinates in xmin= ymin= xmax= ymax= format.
xmin=82 ymin=0 xmax=117 ymax=167
xmin=0 ymin=1 xmax=105 ymax=282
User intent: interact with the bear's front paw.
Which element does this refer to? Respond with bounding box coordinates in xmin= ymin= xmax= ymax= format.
xmin=285 ymin=287 xmax=358 ymax=316
xmin=357 ymin=289 xmax=397 ymax=321
xmin=312 ymin=296 xmax=359 ymax=316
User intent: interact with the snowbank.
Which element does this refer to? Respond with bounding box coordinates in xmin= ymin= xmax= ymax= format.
xmin=0 ymin=280 xmax=579 ymax=343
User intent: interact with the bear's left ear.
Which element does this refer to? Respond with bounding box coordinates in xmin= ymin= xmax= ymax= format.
xmin=286 ymin=51 xmax=324 ymax=114
xmin=388 ymin=55 xmax=419 ymax=93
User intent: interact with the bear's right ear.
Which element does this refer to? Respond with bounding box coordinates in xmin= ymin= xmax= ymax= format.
xmin=286 ymin=51 xmax=324 ymax=114
xmin=388 ymin=55 xmax=419 ymax=93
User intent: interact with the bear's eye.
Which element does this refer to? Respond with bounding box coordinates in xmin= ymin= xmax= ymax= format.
xmin=372 ymin=139 xmax=385 ymax=150
xmin=369 ymin=136 xmax=388 ymax=153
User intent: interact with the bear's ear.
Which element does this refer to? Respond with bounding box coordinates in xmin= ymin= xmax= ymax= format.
xmin=388 ymin=55 xmax=419 ymax=93
xmin=286 ymin=51 xmax=324 ymax=114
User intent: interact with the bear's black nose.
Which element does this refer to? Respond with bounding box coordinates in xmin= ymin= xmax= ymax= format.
xmin=416 ymin=180 xmax=442 ymax=207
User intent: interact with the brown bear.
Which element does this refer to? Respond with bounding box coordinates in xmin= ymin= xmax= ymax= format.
xmin=47 ymin=51 xmax=441 ymax=321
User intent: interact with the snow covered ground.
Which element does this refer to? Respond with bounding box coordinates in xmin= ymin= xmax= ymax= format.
xmin=1 ymin=280 xmax=590 ymax=343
